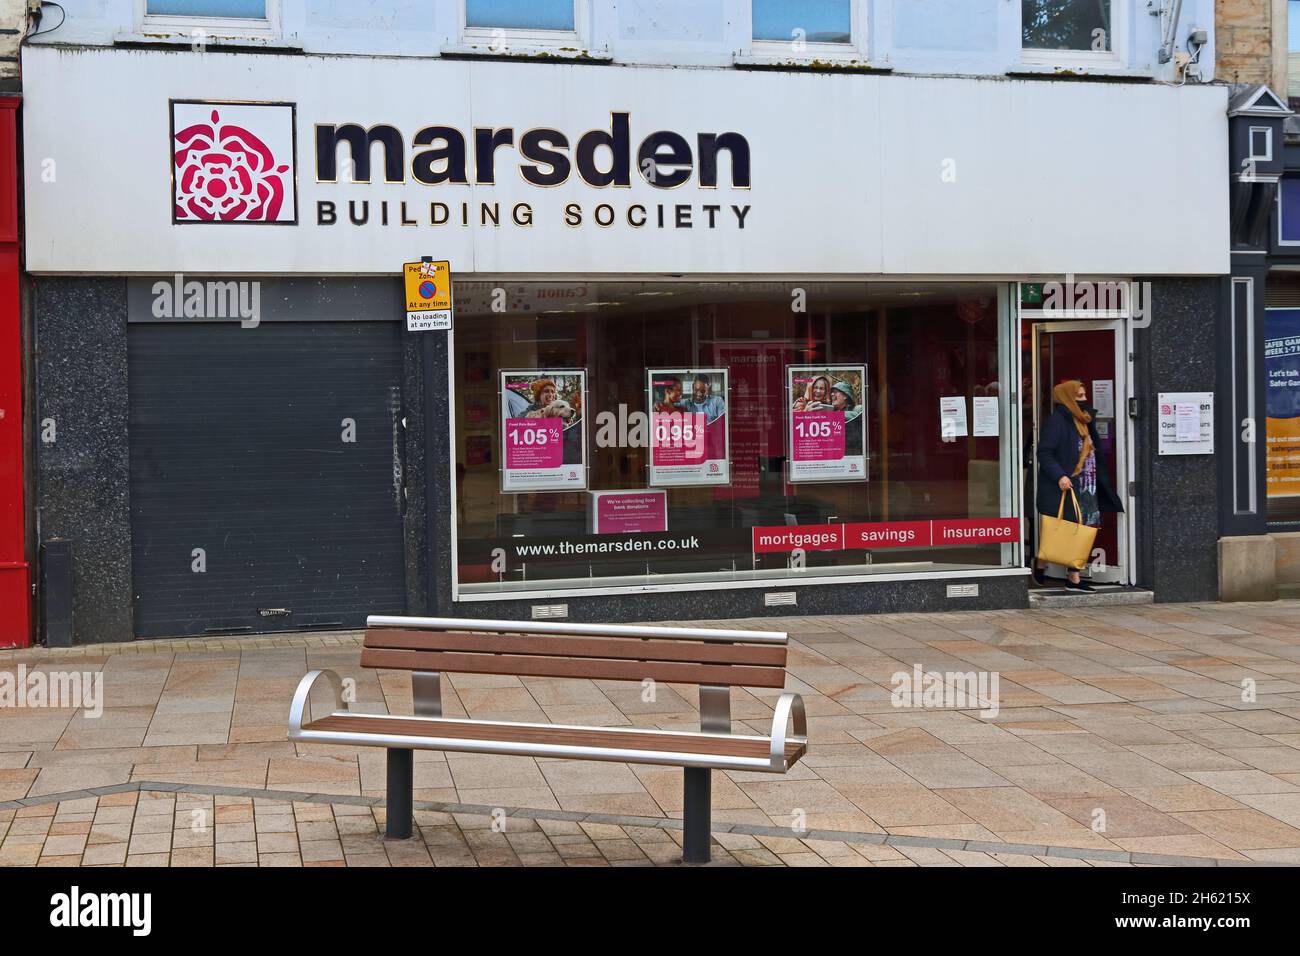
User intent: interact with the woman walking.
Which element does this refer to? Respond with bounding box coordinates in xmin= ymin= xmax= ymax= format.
xmin=1033 ymin=379 xmax=1123 ymax=591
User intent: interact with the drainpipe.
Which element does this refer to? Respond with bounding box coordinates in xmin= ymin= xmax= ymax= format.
xmin=1158 ymin=0 xmax=1185 ymax=64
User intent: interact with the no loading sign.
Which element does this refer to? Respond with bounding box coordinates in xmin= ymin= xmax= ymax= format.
xmin=404 ymin=258 xmax=453 ymax=331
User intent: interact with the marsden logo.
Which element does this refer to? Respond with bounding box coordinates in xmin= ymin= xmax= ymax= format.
xmin=171 ymin=100 xmax=298 ymax=224
xmin=314 ymin=112 xmax=750 ymax=189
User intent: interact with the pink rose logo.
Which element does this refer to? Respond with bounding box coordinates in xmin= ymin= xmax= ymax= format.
xmin=173 ymin=107 xmax=291 ymax=222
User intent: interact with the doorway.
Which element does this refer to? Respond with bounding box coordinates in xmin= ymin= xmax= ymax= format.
xmin=1025 ymin=320 xmax=1133 ymax=585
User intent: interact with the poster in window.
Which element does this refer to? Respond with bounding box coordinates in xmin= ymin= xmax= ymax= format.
xmin=1266 ymin=309 xmax=1300 ymax=498
xmin=786 ymin=365 xmax=867 ymax=483
xmin=500 ymin=369 xmax=587 ymax=493
xmin=647 ymin=368 xmax=730 ymax=487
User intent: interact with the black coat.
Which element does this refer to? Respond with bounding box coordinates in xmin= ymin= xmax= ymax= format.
xmin=1036 ymin=404 xmax=1124 ymax=521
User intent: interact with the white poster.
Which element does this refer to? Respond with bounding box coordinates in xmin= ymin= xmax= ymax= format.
xmin=787 ymin=365 xmax=868 ymax=483
xmin=1157 ymin=391 xmax=1214 ymax=456
xmin=972 ymin=396 xmax=1000 ymax=437
xmin=500 ymin=369 xmax=588 ymax=492
xmin=1092 ymin=379 xmax=1115 ymax=418
xmin=940 ymin=396 xmax=968 ymax=441
xmin=647 ymin=369 xmax=730 ymax=487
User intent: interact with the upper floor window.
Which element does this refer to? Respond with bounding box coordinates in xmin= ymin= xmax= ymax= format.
xmin=147 ymin=1 xmax=266 ymax=14
xmin=466 ymin=0 xmax=575 ymax=32
xmin=1021 ymin=0 xmax=1121 ymax=65
xmin=745 ymin=0 xmax=868 ymax=64
xmin=141 ymin=0 xmax=278 ymax=38
xmin=752 ymin=0 xmax=852 ymax=45
xmin=460 ymin=0 xmax=591 ymax=52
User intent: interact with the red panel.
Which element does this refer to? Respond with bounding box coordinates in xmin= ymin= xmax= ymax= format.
xmin=0 ymin=96 xmax=30 ymax=647
xmin=751 ymin=524 xmax=845 ymax=554
xmin=844 ymin=521 xmax=932 ymax=549
xmin=931 ymin=518 xmax=1021 ymax=546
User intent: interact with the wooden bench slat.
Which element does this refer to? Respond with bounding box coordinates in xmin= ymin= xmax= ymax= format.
xmin=364 ymin=628 xmax=787 ymax=667
xmin=358 ymin=647 xmax=788 ymax=688
xmin=304 ymin=714 xmax=806 ymax=764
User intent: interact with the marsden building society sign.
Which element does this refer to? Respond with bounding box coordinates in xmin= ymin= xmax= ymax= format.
xmin=27 ymin=47 xmax=1229 ymax=275
xmin=171 ymin=101 xmax=753 ymax=232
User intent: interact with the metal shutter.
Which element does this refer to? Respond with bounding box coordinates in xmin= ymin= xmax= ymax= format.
xmin=128 ymin=322 xmax=407 ymax=637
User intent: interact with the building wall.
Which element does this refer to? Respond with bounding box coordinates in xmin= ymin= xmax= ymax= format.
xmin=1217 ymin=0 xmax=1285 ymax=91
xmin=0 ymin=0 xmax=25 ymax=90
xmin=33 ymin=279 xmax=134 ymax=643
xmin=1138 ymin=277 xmax=1222 ymax=603
xmin=30 ymin=0 xmax=1217 ymax=81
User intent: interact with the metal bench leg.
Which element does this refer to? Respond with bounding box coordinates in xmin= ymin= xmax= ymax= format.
xmin=682 ymin=767 xmax=711 ymax=864
xmin=386 ymin=748 xmax=413 ymax=839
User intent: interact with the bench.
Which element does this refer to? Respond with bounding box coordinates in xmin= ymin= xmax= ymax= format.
xmin=288 ymin=615 xmax=807 ymax=863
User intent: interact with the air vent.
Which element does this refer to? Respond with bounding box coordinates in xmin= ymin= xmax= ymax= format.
xmin=946 ymin=584 xmax=979 ymax=599
xmin=765 ymin=591 xmax=797 ymax=607
xmin=531 ymin=603 xmax=569 ymax=619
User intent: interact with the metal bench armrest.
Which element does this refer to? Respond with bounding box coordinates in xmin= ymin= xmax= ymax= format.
xmin=288 ymin=669 xmax=346 ymax=737
xmin=769 ymin=692 xmax=807 ymax=771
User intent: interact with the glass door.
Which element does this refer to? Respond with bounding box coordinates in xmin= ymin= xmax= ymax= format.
xmin=1029 ymin=321 xmax=1130 ymax=585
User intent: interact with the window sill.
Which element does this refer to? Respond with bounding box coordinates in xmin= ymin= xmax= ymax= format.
xmin=1007 ymin=61 xmax=1154 ymax=81
xmin=733 ymin=52 xmax=890 ymax=73
xmin=114 ymin=31 xmax=301 ymax=51
xmin=440 ymin=43 xmax=612 ymax=63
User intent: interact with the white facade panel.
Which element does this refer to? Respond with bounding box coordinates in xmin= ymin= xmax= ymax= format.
xmin=22 ymin=45 xmax=1228 ymax=276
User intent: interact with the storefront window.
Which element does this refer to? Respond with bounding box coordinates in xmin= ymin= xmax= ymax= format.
xmin=1266 ymin=271 xmax=1300 ymax=527
xmin=452 ymin=281 xmax=1020 ymax=596
xmin=1022 ymin=0 xmax=1112 ymax=53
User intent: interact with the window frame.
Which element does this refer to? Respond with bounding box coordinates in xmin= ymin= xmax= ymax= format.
xmin=459 ymin=0 xmax=590 ymax=53
xmin=446 ymin=277 xmax=1023 ymax=603
xmin=745 ymin=0 xmax=868 ymax=66
xmin=138 ymin=0 xmax=280 ymax=40
xmin=1248 ymin=126 xmax=1274 ymax=164
xmin=1018 ymin=0 xmax=1128 ymax=70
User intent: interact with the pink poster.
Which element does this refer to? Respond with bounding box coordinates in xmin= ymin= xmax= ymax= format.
xmin=787 ymin=364 xmax=867 ymax=483
xmin=504 ymin=419 xmax=562 ymax=469
xmin=589 ymin=490 xmax=668 ymax=534
xmin=714 ymin=342 xmax=790 ymax=501
xmin=647 ymin=368 xmax=730 ymax=487
xmin=500 ymin=369 xmax=587 ymax=492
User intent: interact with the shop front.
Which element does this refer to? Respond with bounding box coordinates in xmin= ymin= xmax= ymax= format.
xmin=452 ymin=280 xmax=1020 ymax=606
xmin=22 ymin=46 xmax=1229 ymax=641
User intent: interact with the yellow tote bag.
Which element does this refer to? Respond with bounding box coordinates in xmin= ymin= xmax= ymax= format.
xmin=1037 ymin=488 xmax=1097 ymax=571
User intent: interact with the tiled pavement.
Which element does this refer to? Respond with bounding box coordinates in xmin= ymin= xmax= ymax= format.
xmin=4 ymin=602 xmax=1300 ymax=866
xmin=1 ymin=786 xmax=1177 ymax=867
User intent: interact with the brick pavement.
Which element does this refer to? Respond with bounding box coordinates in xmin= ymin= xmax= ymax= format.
xmin=4 ymin=601 xmax=1300 ymax=866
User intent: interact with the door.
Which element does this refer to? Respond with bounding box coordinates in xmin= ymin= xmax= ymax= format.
xmin=128 ymin=321 xmax=408 ymax=637
xmin=1029 ymin=321 xmax=1131 ymax=584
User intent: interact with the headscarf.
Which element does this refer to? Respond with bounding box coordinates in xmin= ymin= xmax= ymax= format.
xmin=805 ymin=376 xmax=831 ymax=404
xmin=1052 ymin=379 xmax=1093 ymax=476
